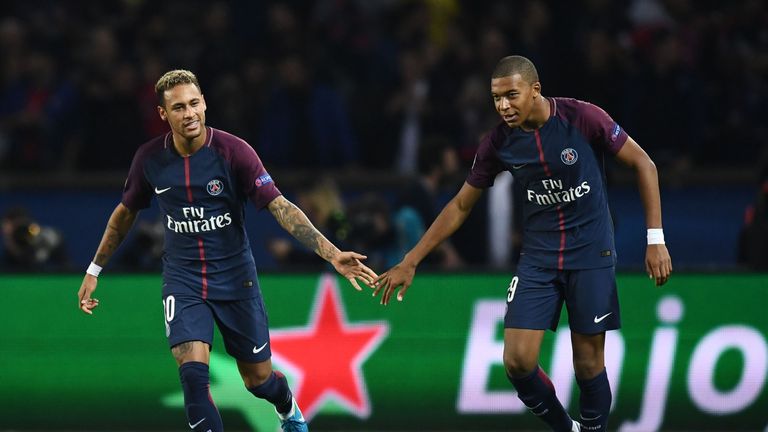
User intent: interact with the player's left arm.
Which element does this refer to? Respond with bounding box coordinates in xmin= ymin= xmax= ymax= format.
xmin=267 ymin=195 xmax=377 ymax=290
xmin=615 ymin=136 xmax=673 ymax=286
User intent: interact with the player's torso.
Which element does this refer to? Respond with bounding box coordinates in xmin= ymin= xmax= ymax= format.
xmin=499 ymin=118 xmax=607 ymax=227
xmin=497 ymin=115 xmax=615 ymax=269
xmin=143 ymin=143 xmax=258 ymax=299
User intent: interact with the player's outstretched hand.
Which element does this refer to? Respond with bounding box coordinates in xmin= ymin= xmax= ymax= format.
xmin=646 ymin=244 xmax=672 ymax=286
xmin=331 ymin=251 xmax=378 ymax=291
xmin=78 ymin=274 xmax=100 ymax=315
xmin=372 ymin=260 xmax=416 ymax=305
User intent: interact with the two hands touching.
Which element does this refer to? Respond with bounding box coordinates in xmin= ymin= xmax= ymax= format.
xmin=76 ymin=252 xmax=411 ymax=316
xmin=286 ymin=250 xmax=414 ymax=305
xmin=329 ymin=250 xmax=416 ymax=305
xmin=79 ymin=245 xmax=673 ymax=314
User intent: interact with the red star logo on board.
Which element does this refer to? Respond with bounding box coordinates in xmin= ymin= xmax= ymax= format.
xmin=269 ymin=273 xmax=389 ymax=420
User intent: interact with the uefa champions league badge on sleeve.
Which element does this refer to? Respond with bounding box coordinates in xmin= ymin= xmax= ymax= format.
xmin=254 ymin=174 xmax=273 ymax=188
xmin=611 ymin=123 xmax=622 ymax=142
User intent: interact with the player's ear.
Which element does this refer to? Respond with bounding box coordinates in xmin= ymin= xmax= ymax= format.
xmin=532 ymin=81 xmax=541 ymax=98
xmin=157 ymin=105 xmax=167 ymax=121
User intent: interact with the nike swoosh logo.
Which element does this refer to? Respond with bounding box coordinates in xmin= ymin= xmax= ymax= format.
xmin=155 ymin=186 xmax=172 ymax=194
xmin=512 ymin=164 xmax=528 ymax=169
xmin=253 ymin=341 xmax=268 ymax=354
xmin=594 ymin=312 xmax=613 ymax=323
xmin=188 ymin=417 xmax=206 ymax=429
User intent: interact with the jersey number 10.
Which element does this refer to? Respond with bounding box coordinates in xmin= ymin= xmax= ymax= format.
xmin=163 ymin=295 xmax=176 ymax=322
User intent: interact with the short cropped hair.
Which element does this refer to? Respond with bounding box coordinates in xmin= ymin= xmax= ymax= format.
xmin=492 ymin=55 xmax=539 ymax=83
xmin=155 ymin=69 xmax=201 ymax=106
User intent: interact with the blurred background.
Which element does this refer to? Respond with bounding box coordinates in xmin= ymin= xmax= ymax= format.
xmin=0 ymin=0 xmax=767 ymax=274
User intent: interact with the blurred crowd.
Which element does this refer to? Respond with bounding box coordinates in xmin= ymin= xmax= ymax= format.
xmin=1 ymin=0 xmax=767 ymax=174
xmin=2 ymin=0 xmax=768 ymax=271
xmin=1 ymin=206 xmax=70 ymax=271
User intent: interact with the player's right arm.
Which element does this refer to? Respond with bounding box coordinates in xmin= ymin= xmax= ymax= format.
xmin=78 ymin=203 xmax=139 ymax=314
xmin=373 ymin=182 xmax=484 ymax=305
xmin=266 ymin=195 xmax=378 ymax=290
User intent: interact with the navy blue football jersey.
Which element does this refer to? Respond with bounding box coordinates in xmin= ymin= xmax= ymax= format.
xmin=467 ymin=97 xmax=628 ymax=270
xmin=122 ymin=127 xmax=281 ymax=300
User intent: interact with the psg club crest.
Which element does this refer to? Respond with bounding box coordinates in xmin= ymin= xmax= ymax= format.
xmin=207 ymin=179 xmax=224 ymax=196
xmin=560 ymin=148 xmax=578 ymax=165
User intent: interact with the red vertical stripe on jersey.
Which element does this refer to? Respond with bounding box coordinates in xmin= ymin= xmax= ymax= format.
xmin=198 ymin=237 xmax=208 ymax=298
xmin=184 ymin=156 xmax=209 ymax=298
xmin=534 ymin=130 xmax=553 ymax=177
xmin=183 ymin=157 xmax=194 ymax=202
xmin=556 ymin=207 xmax=566 ymax=270
xmin=535 ymin=130 xmax=566 ymax=270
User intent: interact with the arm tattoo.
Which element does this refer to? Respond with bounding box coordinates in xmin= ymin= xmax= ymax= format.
xmin=270 ymin=197 xmax=338 ymax=261
xmin=94 ymin=225 xmax=127 ymax=266
xmin=93 ymin=206 xmax=136 ymax=266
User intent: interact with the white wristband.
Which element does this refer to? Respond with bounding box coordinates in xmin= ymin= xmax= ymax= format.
xmin=647 ymin=228 xmax=665 ymax=245
xmin=86 ymin=262 xmax=103 ymax=277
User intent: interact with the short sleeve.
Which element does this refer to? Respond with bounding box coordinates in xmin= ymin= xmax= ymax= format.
xmin=577 ymin=102 xmax=628 ymax=154
xmin=121 ymin=147 xmax=153 ymax=210
xmin=231 ymin=140 xmax=282 ymax=209
xmin=466 ymin=126 xmax=506 ymax=188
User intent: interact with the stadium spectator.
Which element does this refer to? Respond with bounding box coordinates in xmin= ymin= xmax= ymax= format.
xmin=0 ymin=47 xmax=79 ymax=171
xmin=1 ymin=206 xmax=70 ymax=271
xmin=738 ymin=153 xmax=768 ymax=270
xmin=397 ymin=136 xmax=464 ymax=268
xmin=389 ymin=47 xmax=433 ymax=175
xmin=0 ymin=1 xmax=765 ymax=173
xmin=75 ymin=26 xmax=144 ymax=170
xmin=257 ymin=53 xmax=359 ymax=169
xmin=344 ymin=193 xmax=399 ymax=270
